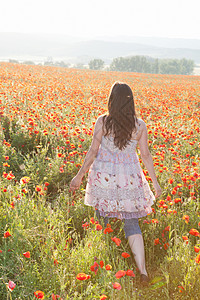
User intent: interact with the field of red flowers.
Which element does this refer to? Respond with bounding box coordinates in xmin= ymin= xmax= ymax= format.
xmin=0 ymin=62 xmax=199 ymax=299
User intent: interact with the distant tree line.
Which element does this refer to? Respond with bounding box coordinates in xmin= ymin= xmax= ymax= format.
xmin=8 ymin=58 xmax=70 ymax=68
xmin=7 ymin=56 xmax=195 ymax=75
xmin=108 ymin=56 xmax=194 ymax=75
xmin=88 ymin=56 xmax=194 ymax=75
xmin=88 ymin=59 xmax=104 ymax=70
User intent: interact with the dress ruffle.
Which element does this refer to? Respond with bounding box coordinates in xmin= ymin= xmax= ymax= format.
xmin=84 ymin=135 xmax=155 ymax=219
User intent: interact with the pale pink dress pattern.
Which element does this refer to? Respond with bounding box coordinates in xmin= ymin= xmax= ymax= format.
xmin=84 ymin=126 xmax=155 ymax=220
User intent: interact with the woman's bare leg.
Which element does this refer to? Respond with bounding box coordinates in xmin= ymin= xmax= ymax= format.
xmin=128 ymin=234 xmax=148 ymax=276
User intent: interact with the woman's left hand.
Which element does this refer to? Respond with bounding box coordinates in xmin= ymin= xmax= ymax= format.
xmin=69 ymin=175 xmax=82 ymax=193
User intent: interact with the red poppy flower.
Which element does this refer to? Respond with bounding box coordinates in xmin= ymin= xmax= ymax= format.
xmin=154 ymin=238 xmax=160 ymax=245
xmin=96 ymin=224 xmax=102 ymax=231
xmin=126 ymin=269 xmax=135 ymax=277
xmin=174 ymin=198 xmax=182 ymax=204
xmin=151 ymin=219 xmax=159 ymax=224
xmin=35 ymin=186 xmax=42 ymax=192
xmin=105 ymin=264 xmax=112 ymax=270
xmin=164 ymin=226 xmax=170 ymax=231
xmin=82 ymin=222 xmax=89 ymax=229
xmin=23 ymin=251 xmax=30 ymax=258
xmin=189 ymin=229 xmax=200 ymax=237
xmin=90 ymin=217 xmax=95 ymax=224
xmin=6 ymin=171 xmax=15 ymax=180
xmin=115 ymin=270 xmax=126 ymax=278
xmin=164 ymin=243 xmax=169 ymax=250
xmin=52 ymin=293 xmax=62 ymax=300
xmin=76 ymin=273 xmax=91 ymax=280
xmin=178 ymin=285 xmax=184 ymax=293
xmin=112 ymin=282 xmax=122 ymax=290
xmin=34 ymin=290 xmax=44 ymax=299
xmin=100 ymin=295 xmax=107 ymax=300
xmin=111 ymin=237 xmax=121 ymax=246
xmin=8 ymin=280 xmax=16 ymax=291
xmin=122 ymin=252 xmax=130 ymax=258
xmin=20 ymin=176 xmax=31 ymax=184
xmin=59 ymin=167 xmax=64 ymax=173
xmin=4 ymin=231 xmax=11 ymax=238
xmin=182 ymin=236 xmax=188 ymax=243
xmin=194 ymin=246 xmax=200 ymax=253
xmin=104 ymin=226 xmax=113 ymax=234
xmin=3 ymin=172 xmax=8 ymax=178
xmin=100 ymin=260 xmax=104 ymax=268
xmin=90 ymin=262 xmax=99 ymax=274
xmin=182 ymin=215 xmax=189 ymax=224
xmin=195 ymin=254 xmax=200 ymax=264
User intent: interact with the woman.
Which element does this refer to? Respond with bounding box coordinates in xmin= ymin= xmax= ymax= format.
xmin=69 ymin=82 xmax=162 ymax=285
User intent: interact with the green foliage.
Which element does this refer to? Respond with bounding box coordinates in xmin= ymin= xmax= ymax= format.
xmin=159 ymin=58 xmax=195 ymax=75
xmin=0 ymin=116 xmax=199 ymax=298
xmin=89 ymin=59 xmax=105 ymax=70
xmin=8 ymin=59 xmax=19 ymax=64
xmin=109 ymin=56 xmax=195 ymax=75
xmin=110 ymin=56 xmax=151 ymax=73
xmin=23 ymin=61 xmax=35 ymax=65
xmin=0 ymin=66 xmax=199 ymax=299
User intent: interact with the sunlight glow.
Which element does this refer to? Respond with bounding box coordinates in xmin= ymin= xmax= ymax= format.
xmin=0 ymin=0 xmax=200 ymax=39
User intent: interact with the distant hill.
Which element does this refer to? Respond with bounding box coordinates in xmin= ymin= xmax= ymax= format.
xmin=0 ymin=32 xmax=200 ymax=64
xmin=95 ymin=35 xmax=200 ymax=50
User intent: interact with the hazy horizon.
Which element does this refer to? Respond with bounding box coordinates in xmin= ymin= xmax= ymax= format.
xmin=1 ymin=0 xmax=200 ymax=68
xmin=1 ymin=0 xmax=200 ymax=40
xmin=2 ymin=31 xmax=200 ymax=41
xmin=0 ymin=32 xmax=200 ymax=68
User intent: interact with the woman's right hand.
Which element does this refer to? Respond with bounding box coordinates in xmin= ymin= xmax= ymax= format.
xmin=153 ymin=182 xmax=162 ymax=198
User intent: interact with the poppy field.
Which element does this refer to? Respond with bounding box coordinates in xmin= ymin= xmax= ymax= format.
xmin=0 ymin=62 xmax=199 ymax=299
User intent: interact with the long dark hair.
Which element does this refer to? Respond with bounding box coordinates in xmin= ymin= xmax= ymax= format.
xmin=102 ymin=82 xmax=138 ymax=150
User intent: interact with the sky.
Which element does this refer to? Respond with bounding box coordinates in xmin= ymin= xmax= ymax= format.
xmin=1 ymin=0 xmax=200 ymax=39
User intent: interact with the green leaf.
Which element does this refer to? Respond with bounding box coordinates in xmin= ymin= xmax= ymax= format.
xmin=150 ymin=281 xmax=166 ymax=290
xmin=150 ymin=276 xmax=163 ymax=284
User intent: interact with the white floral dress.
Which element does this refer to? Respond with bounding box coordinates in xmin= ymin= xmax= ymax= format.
xmin=84 ymin=125 xmax=155 ymax=220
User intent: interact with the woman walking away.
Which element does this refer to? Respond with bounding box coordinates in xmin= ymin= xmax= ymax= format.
xmin=69 ymin=82 xmax=162 ymax=286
